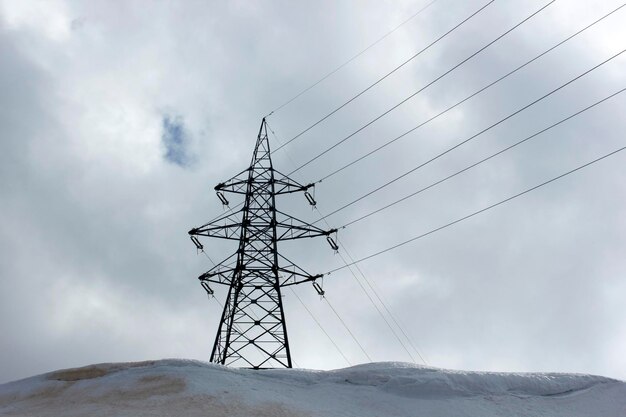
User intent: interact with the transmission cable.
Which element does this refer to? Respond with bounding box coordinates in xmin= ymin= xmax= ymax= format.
xmin=314 ymin=49 xmax=625 ymax=224
xmin=324 ymin=295 xmax=374 ymax=362
xmin=282 ymin=0 xmax=556 ymax=173
xmin=288 ymin=287 xmax=352 ymax=366
xmin=339 ymin=87 xmax=626 ymax=229
xmin=270 ymin=122 xmax=424 ymax=363
xmin=199 ymin=201 xmax=243 ymax=229
xmin=337 ymin=239 xmax=429 ymax=364
xmin=330 ymin=225 xmax=416 ymax=363
xmin=272 ymin=0 xmax=497 ymax=153
xmin=268 ymin=123 xmax=381 ymax=363
xmin=266 ymin=0 xmax=442 ymax=117
xmin=325 ymin=144 xmax=626 ymax=275
xmin=313 ymin=205 xmax=425 ymax=364
xmin=316 ymin=3 xmax=626 ymax=183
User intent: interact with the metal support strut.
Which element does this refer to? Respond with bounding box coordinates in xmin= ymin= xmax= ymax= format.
xmin=188 ymin=118 xmax=336 ymax=369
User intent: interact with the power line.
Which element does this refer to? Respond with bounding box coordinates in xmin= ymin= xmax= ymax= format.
xmin=316 ymin=3 xmax=626 ymax=183
xmin=336 ymin=231 xmax=416 ymax=362
xmin=200 ymin=249 xmax=216 ymax=265
xmin=324 ymin=295 xmax=373 ymax=362
xmin=314 ymin=49 xmax=625 ymax=223
xmin=337 ymin=240 xmax=429 ymax=364
xmin=272 ymin=0 xmax=497 ymax=153
xmin=198 ymin=201 xmax=243 ymax=230
xmin=204 ymin=0 xmax=617 ymax=229
xmin=325 ymin=144 xmax=626 ymax=275
xmin=313 ymin=206 xmax=425 ymax=364
xmin=288 ymin=287 xmax=352 ymax=366
xmin=282 ymin=0 xmax=556 ymax=174
xmin=266 ymin=121 xmax=301 ymax=169
xmin=340 ymin=87 xmax=626 ymax=229
xmin=266 ymin=0 xmax=442 ymax=117
xmin=270 ymin=121 xmax=424 ymax=364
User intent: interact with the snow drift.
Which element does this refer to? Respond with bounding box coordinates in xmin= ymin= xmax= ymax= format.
xmin=1 ymin=359 xmax=624 ymax=416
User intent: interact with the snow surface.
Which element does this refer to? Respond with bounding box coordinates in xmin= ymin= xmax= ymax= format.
xmin=1 ymin=359 xmax=625 ymax=416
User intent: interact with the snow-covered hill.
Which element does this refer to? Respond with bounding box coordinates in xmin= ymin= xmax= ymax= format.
xmin=1 ymin=359 xmax=624 ymax=416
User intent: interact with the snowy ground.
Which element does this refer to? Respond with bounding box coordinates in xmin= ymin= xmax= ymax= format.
xmin=1 ymin=359 xmax=624 ymax=416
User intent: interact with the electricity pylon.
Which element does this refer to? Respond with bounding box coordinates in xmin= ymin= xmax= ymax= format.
xmin=188 ymin=118 xmax=336 ymax=369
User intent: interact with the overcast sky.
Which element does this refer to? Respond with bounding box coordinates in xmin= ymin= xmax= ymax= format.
xmin=1 ymin=0 xmax=625 ymax=384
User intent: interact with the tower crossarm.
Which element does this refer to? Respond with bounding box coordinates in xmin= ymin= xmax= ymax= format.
xmin=272 ymin=170 xmax=314 ymax=195
xmin=198 ymin=257 xmax=323 ymax=289
xmin=198 ymin=268 xmax=235 ymax=286
xmin=215 ymin=170 xmax=314 ymax=196
xmin=214 ymin=168 xmax=250 ymax=195
xmin=189 ymin=211 xmax=334 ymax=242
xmin=199 ymin=272 xmax=233 ymax=286
xmin=189 ymin=210 xmax=243 ymax=241
xmin=197 ymin=253 xmax=239 ymax=286
xmin=199 ymin=266 xmax=322 ymax=288
xmin=277 ymin=253 xmax=324 ymax=287
xmin=274 ymin=210 xmax=336 ymax=241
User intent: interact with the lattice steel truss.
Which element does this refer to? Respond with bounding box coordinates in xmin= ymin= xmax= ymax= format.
xmin=188 ymin=118 xmax=335 ymax=369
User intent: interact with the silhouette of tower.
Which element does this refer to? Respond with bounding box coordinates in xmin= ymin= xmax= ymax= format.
xmin=188 ymin=118 xmax=335 ymax=368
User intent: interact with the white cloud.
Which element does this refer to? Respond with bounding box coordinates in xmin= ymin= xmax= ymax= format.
xmin=0 ymin=0 xmax=71 ymax=42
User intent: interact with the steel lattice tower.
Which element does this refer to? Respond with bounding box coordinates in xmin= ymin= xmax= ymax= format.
xmin=188 ymin=118 xmax=335 ymax=369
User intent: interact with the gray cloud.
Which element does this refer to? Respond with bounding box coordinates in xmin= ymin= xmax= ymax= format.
xmin=1 ymin=0 xmax=625 ymax=384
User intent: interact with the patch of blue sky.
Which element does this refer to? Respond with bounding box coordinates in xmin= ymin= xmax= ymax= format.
xmin=162 ymin=115 xmax=191 ymax=167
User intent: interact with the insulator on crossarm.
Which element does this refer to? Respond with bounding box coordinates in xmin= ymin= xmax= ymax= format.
xmin=326 ymin=235 xmax=339 ymax=252
xmin=190 ymin=235 xmax=204 ymax=251
xmin=201 ymin=281 xmax=214 ymax=297
xmin=312 ymin=281 xmax=325 ymax=296
xmin=304 ymin=191 xmax=316 ymax=207
xmin=216 ymin=191 xmax=229 ymax=206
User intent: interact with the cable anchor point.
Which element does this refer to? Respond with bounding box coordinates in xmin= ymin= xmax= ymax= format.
xmin=190 ymin=235 xmax=204 ymax=252
xmin=304 ymin=185 xmax=317 ymax=207
xmin=326 ymin=230 xmax=339 ymax=253
xmin=312 ymin=280 xmax=325 ymax=298
xmin=216 ymin=191 xmax=230 ymax=207
xmin=201 ymin=281 xmax=214 ymax=298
